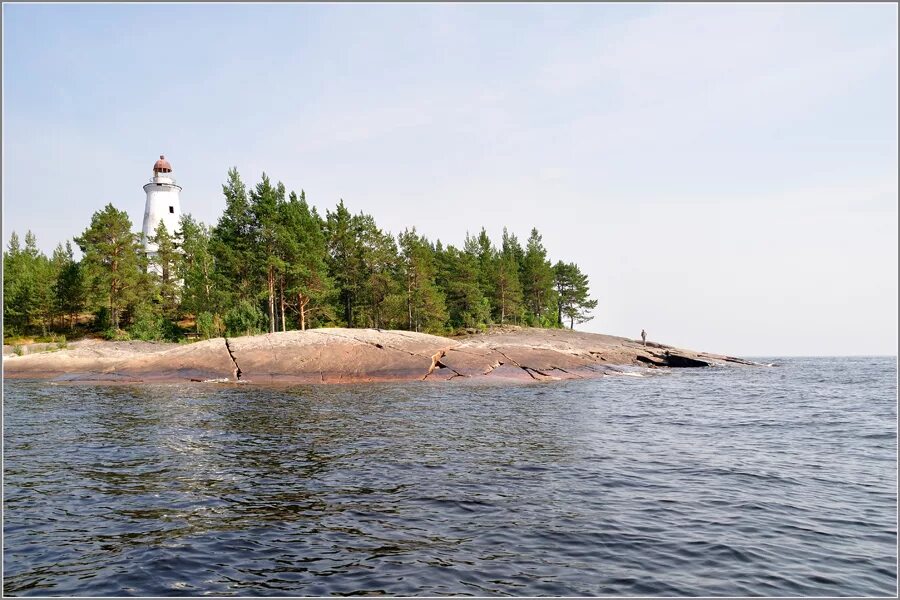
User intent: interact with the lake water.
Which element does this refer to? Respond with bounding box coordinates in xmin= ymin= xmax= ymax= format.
xmin=3 ymin=357 xmax=897 ymax=596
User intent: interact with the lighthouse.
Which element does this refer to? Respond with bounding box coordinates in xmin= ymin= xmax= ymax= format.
xmin=142 ymin=155 xmax=182 ymax=271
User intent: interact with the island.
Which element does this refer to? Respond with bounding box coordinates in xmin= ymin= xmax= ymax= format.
xmin=3 ymin=327 xmax=758 ymax=384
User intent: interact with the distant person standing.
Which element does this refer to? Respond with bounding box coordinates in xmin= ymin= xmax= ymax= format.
xmin=641 ymin=329 xmax=647 ymax=345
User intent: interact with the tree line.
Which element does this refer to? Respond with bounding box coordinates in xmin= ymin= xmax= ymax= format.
xmin=4 ymin=169 xmax=597 ymax=341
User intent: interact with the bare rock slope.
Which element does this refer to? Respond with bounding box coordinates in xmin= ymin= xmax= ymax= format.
xmin=3 ymin=327 xmax=757 ymax=384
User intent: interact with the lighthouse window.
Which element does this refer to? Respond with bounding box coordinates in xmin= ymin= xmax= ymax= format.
xmin=169 ymin=206 xmax=174 ymax=213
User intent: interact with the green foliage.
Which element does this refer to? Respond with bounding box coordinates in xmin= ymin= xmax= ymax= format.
xmin=178 ymin=214 xmax=222 ymax=321
xmin=224 ymin=300 xmax=266 ymax=337
xmin=3 ymin=230 xmax=56 ymax=335
xmin=210 ymin=167 xmax=255 ymax=305
xmin=521 ymin=228 xmax=558 ymax=327
xmin=493 ymin=241 xmax=525 ymax=325
xmin=54 ymin=241 xmax=86 ymax=328
xmin=195 ymin=311 xmax=222 ymax=339
xmin=128 ymin=306 xmax=181 ymax=341
xmin=437 ymin=244 xmax=491 ymax=330
xmin=74 ymin=204 xmax=144 ymax=330
xmin=13 ymin=344 xmax=24 ymax=356
xmin=93 ymin=307 xmax=111 ymax=331
xmin=102 ymin=328 xmax=131 ymax=341
xmin=9 ymin=167 xmax=598 ymax=340
xmin=398 ymin=228 xmax=448 ymax=334
xmin=278 ymin=190 xmax=333 ymax=330
xmin=249 ymin=173 xmax=283 ymax=333
xmin=554 ymin=261 xmax=599 ymax=329
xmin=148 ymin=221 xmax=181 ymax=320
xmin=325 ymin=199 xmax=361 ymax=327
xmin=355 ymin=213 xmax=400 ymax=329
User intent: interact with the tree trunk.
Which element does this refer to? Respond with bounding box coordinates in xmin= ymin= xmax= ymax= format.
xmin=279 ymin=275 xmax=286 ymax=332
xmin=267 ymin=266 xmax=275 ymax=333
xmin=297 ymin=291 xmax=309 ymax=331
xmin=407 ymin=272 xmax=413 ymax=331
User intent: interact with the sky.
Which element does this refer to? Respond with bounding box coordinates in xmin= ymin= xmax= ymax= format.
xmin=2 ymin=2 xmax=897 ymax=356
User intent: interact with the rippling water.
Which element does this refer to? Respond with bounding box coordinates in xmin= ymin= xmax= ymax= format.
xmin=3 ymin=357 xmax=897 ymax=596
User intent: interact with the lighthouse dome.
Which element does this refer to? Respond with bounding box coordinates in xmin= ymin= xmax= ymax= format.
xmin=153 ymin=155 xmax=172 ymax=174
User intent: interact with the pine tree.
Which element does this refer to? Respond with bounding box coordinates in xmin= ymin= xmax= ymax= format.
xmin=178 ymin=214 xmax=220 ymax=333
xmin=355 ymin=213 xmax=399 ymax=329
xmin=469 ymin=228 xmax=496 ymax=303
xmin=554 ymin=261 xmax=598 ymax=329
xmin=521 ymin=228 xmax=557 ymax=326
xmin=54 ymin=241 xmax=86 ymax=329
xmin=1 ymin=231 xmax=60 ymax=336
xmin=325 ymin=199 xmax=363 ymax=327
xmin=74 ymin=204 xmax=144 ymax=331
xmin=494 ymin=248 xmax=524 ymax=325
xmin=441 ymin=243 xmax=490 ymax=330
xmin=49 ymin=243 xmax=71 ymax=324
xmin=278 ymin=191 xmax=333 ymax=330
xmin=248 ymin=174 xmax=282 ymax=333
xmin=23 ymin=232 xmax=56 ymax=335
xmin=398 ymin=228 xmax=447 ymax=333
xmin=3 ymin=231 xmax=27 ymax=333
xmin=502 ymin=227 xmax=525 ymax=270
xmin=148 ymin=221 xmax=181 ymax=320
xmin=210 ymin=168 xmax=255 ymax=305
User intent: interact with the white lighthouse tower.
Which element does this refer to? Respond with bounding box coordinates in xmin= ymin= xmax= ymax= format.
xmin=142 ymin=155 xmax=182 ymax=271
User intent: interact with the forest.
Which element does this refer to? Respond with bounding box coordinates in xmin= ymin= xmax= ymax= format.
xmin=3 ymin=168 xmax=597 ymax=343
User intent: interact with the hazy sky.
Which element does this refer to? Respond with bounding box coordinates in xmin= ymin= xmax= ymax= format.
xmin=3 ymin=3 xmax=897 ymax=356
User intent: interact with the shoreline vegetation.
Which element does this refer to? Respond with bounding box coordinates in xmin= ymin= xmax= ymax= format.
xmin=4 ymin=169 xmax=597 ymax=346
xmin=3 ymin=326 xmax=760 ymax=384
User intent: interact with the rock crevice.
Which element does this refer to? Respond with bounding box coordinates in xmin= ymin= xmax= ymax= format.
xmin=224 ymin=337 xmax=243 ymax=380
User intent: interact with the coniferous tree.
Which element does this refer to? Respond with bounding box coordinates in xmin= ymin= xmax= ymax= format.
xmin=554 ymin=261 xmax=598 ymax=329
xmin=210 ymin=168 xmax=255 ymax=305
xmin=494 ymin=248 xmax=525 ymax=325
xmin=441 ymin=242 xmax=490 ymax=330
xmin=7 ymin=164 xmax=602 ymax=340
xmin=325 ymin=200 xmax=363 ymax=327
xmin=278 ymin=191 xmax=333 ymax=330
xmin=472 ymin=228 xmax=496 ymax=303
xmin=48 ymin=243 xmax=69 ymax=328
xmin=149 ymin=221 xmax=181 ymax=320
xmin=521 ymin=227 xmax=557 ymax=326
xmin=178 ymin=214 xmax=220 ymax=334
xmin=398 ymin=228 xmax=447 ymax=333
xmin=248 ymin=174 xmax=282 ymax=333
xmin=53 ymin=241 xmax=86 ymax=329
xmin=502 ymin=227 xmax=525 ymax=271
xmin=3 ymin=232 xmax=27 ymax=333
xmin=74 ymin=204 xmax=144 ymax=331
xmin=24 ymin=232 xmax=55 ymax=335
xmin=355 ymin=213 xmax=399 ymax=329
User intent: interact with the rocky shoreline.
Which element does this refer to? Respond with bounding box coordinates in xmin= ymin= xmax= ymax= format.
xmin=3 ymin=327 xmax=759 ymax=384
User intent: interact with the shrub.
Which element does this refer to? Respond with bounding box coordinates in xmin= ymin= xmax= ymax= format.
xmin=224 ymin=301 xmax=265 ymax=337
xmin=12 ymin=344 xmax=24 ymax=356
xmin=195 ymin=311 xmax=223 ymax=339
xmin=103 ymin=328 xmax=131 ymax=341
xmin=93 ymin=307 xmax=111 ymax=331
xmin=129 ymin=312 xmax=162 ymax=341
